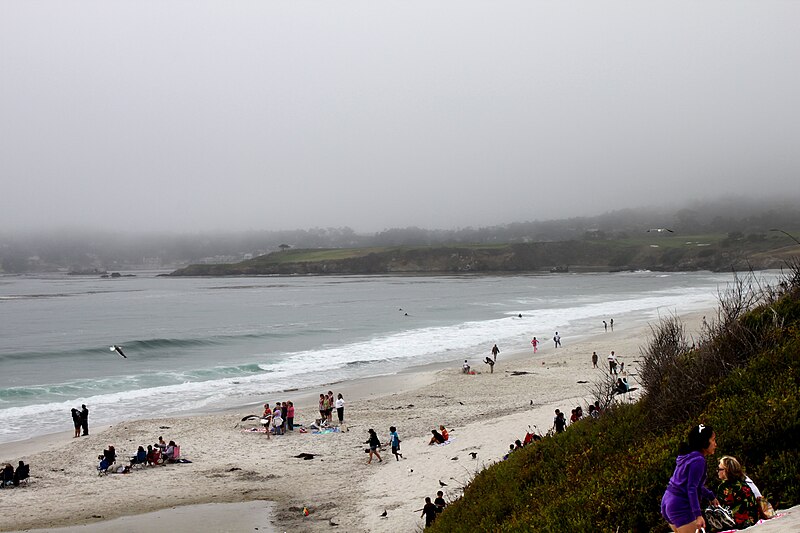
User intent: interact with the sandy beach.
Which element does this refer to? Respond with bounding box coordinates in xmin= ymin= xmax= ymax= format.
xmin=7 ymin=309 xmax=794 ymax=533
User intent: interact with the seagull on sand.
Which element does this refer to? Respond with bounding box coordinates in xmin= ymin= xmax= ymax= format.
xmin=469 ymin=452 xmax=478 ymax=459
xmin=646 ymin=228 xmax=674 ymax=233
xmin=439 ymin=480 xmax=448 ymax=487
xmin=110 ymin=345 xmax=127 ymax=358
xmin=380 ymin=510 xmax=387 ymax=518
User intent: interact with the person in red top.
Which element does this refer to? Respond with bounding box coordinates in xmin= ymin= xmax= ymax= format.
xmin=286 ymin=401 xmax=295 ymax=431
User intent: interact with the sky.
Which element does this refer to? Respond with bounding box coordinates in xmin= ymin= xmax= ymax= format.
xmin=2 ymin=1 xmax=799 ymax=234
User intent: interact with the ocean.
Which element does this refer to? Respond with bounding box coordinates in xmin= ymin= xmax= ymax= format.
xmin=0 ymin=270 xmax=774 ymax=444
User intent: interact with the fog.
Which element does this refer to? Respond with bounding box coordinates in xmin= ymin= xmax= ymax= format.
xmin=2 ymin=1 xmax=799 ymax=234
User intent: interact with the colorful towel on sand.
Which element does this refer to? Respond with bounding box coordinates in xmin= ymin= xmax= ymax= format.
xmin=242 ymin=427 xmax=268 ymax=433
xmin=435 ymin=438 xmax=454 ymax=446
xmin=312 ymin=427 xmax=340 ymax=435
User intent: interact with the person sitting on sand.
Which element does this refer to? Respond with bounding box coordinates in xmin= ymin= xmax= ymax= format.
xmin=2 ymin=463 xmax=14 ymax=486
xmin=716 ymin=455 xmax=759 ymax=529
xmin=462 ymin=360 xmax=470 ymax=373
xmin=163 ymin=441 xmax=177 ymax=461
xmin=13 ymin=461 xmax=29 ymax=486
xmin=439 ymin=425 xmax=449 ymax=442
xmin=514 ymin=439 xmax=523 ymax=450
xmin=429 ymin=429 xmax=446 ymax=445
xmin=157 ymin=436 xmax=167 ymax=450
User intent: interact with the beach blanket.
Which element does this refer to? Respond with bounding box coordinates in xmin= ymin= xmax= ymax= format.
xmin=242 ymin=427 xmax=268 ymax=433
xmin=312 ymin=427 xmax=340 ymax=435
xmin=435 ymin=438 xmax=454 ymax=446
xmin=716 ymin=512 xmax=786 ymax=533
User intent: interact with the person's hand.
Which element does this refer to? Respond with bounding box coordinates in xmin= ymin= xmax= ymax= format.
xmin=711 ymin=498 xmax=720 ymax=507
xmin=695 ymin=515 xmax=706 ymax=530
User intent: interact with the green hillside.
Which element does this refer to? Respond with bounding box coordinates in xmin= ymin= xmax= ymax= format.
xmin=428 ymin=264 xmax=800 ymax=532
xmin=168 ymin=234 xmax=798 ymax=276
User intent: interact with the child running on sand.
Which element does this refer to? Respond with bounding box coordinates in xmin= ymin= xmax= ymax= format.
xmin=531 ymin=337 xmax=539 ymax=353
xmin=389 ymin=426 xmax=403 ymax=460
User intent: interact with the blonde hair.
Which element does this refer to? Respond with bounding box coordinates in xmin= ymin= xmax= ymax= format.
xmin=720 ymin=455 xmax=745 ymax=481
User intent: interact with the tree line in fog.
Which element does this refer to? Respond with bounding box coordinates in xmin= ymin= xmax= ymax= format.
xmin=2 ymin=197 xmax=799 ymax=273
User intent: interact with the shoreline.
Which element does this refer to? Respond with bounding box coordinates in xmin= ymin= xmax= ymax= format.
xmin=1 ymin=309 xmax=710 ymax=532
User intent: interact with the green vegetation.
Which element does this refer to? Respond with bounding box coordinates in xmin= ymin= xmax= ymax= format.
xmin=429 ymin=265 xmax=800 ymax=533
xmin=168 ymin=235 xmax=796 ymax=276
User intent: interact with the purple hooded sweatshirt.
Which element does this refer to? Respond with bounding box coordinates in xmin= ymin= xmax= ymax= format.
xmin=661 ymin=451 xmax=715 ymax=526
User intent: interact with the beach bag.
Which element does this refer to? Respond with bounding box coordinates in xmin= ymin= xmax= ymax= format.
xmin=704 ymin=505 xmax=735 ymax=532
xmin=757 ymin=497 xmax=775 ymax=520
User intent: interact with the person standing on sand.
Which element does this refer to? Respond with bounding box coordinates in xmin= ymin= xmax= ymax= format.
xmin=326 ymin=391 xmax=334 ymax=424
xmin=422 ymin=497 xmax=438 ymax=527
xmin=335 ymin=393 xmax=345 ymax=424
xmin=531 ymin=337 xmax=539 ymax=353
xmin=71 ymin=408 xmax=81 ymax=438
xmin=365 ymin=429 xmax=382 ymax=464
xmin=262 ymin=403 xmax=271 ymax=439
xmin=608 ymin=351 xmax=618 ymax=375
xmin=491 ymin=344 xmax=500 ymax=362
xmin=610 ymin=318 xmax=614 ymax=331
xmin=434 ymin=491 xmax=446 ymax=514
xmin=553 ymin=409 xmax=567 ymax=433
xmin=318 ymin=394 xmax=326 ymax=424
xmin=591 ymin=351 xmax=598 ymax=368
xmin=553 ymin=332 xmax=561 ymax=348
xmin=80 ymin=404 xmax=89 ymax=436
xmin=603 ymin=320 xmax=608 ymax=332
xmin=286 ymin=401 xmax=295 ymax=431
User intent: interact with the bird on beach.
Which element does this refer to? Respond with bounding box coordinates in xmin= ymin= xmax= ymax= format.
xmin=439 ymin=480 xmax=447 ymax=487
xmin=646 ymin=228 xmax=674 ymax=233
xmin=451 ymin=456 xmax=458 ymax=461
xmin=109 ymin=345 xmax=127 ymax=358
xmin=380 ymin=510 xmax=387 ymax=518
xmin=469 ymin=452 xmax=478 ymax=459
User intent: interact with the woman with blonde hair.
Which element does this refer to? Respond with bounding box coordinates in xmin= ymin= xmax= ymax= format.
xmin=717 ymin=455 xmax=759 ymax=529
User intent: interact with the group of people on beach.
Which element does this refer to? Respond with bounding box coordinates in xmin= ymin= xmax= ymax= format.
xmin=661 ymin=424 xmax=774 ymax=532
xmin=98 ymin=435 xmax=182 ymax=474
xmin=1 ymin=461 xmax=29 ymax=487
xmin=261 ymin=401 xmax=296 ymax=437
xmin=420 ymin=491 xmax=447 ymax=528
xmin=364 ymin=424 xmax=410 ymax=464
xmin=552 ymin=401 xmax=604 ymax=434
xmin=318 ymin=391 xmax=345 ymax=426
xmin=70 ymin=404 xmax=89 ymax=437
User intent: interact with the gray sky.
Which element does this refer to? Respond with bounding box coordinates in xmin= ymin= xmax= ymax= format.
xmin=2 ymin=1 xmax=799 ymax=233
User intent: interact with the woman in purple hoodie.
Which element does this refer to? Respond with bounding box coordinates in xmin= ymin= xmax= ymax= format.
xmin=661 ymin=424 xmax=720 ymax=532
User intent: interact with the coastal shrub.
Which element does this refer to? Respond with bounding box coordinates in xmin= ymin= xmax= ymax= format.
xmin=429 ymin=265 xmax=800 ymax=533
